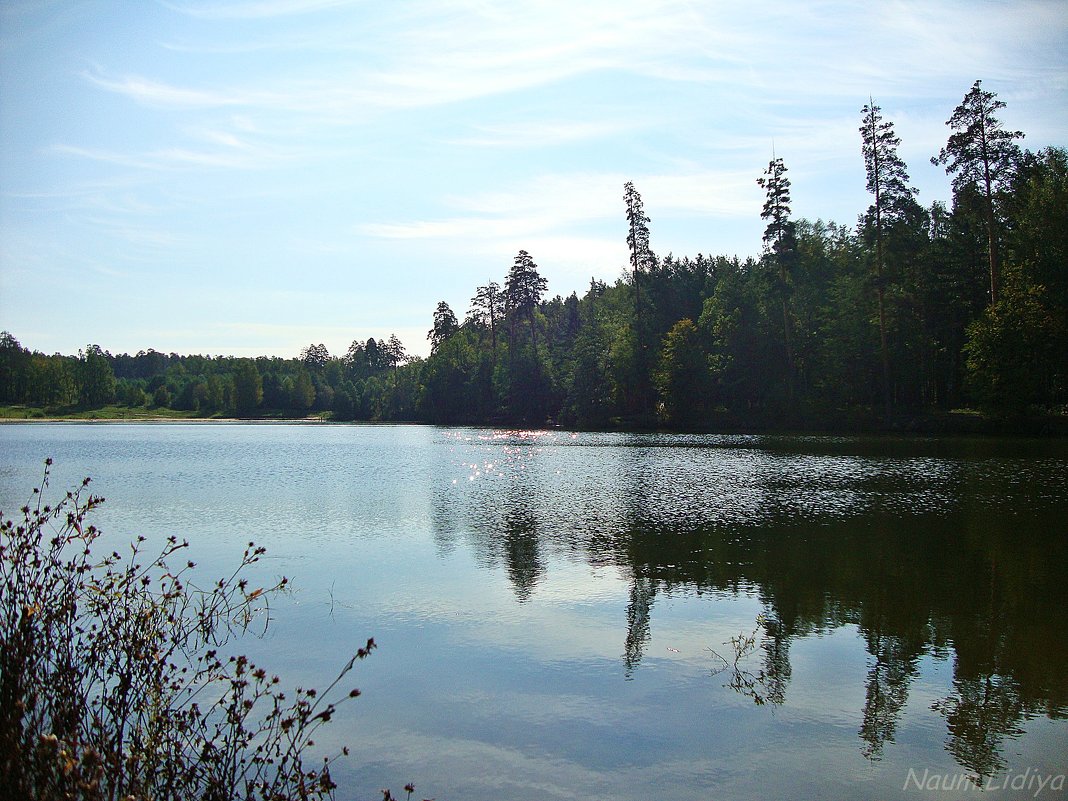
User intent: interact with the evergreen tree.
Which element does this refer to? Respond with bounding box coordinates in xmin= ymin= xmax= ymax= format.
xmin=468 ymin=281 xmax=505 ymax=354
xmin=421 ymin=333 xmax=479 ymax=423
xmin=861 ymin=99 xmax=917 ymax=413
xmin=932 ymin=80 xmax=1024 ymax=305
xmin=757 ymin=155 xmax=798 ymax=403
xmin=965 ymin=146 xmax=1068 ymax=412
xmin=623 ymin=182 xmax=657 ymax=418
xmin=427 ymin=301 xmax=459 ymax=355
xmin=504 ymin=250 xmax=547 ymax=354
xmin=624 ymin=181 xmax=655 ymax=319
xmin=565 ymin=296 xmax=615 ymax=427
xmin=364 ymin=338 xmax=387 ymax=373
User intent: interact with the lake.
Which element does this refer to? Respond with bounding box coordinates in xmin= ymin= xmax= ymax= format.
xmin=1 ymin=423 xmax=1066 ymax=800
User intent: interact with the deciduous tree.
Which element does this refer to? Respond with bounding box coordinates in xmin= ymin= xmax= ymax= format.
xmin=655 ymin=318 xmax=710 ymax=424
xmin=384 ymin=334 xmax=408 ymax=375
xmin=300 ymin=343 xmax=330 ymax=372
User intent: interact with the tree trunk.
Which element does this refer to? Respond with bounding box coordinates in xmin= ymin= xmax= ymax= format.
xmin=979 ymin=113 xmax=1000 ymax=306
xmin=875 ymin=210 xmax=892 ymax=417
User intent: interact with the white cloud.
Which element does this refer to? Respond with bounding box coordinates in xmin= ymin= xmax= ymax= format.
xmin=53 ymin=135 xmax=302 ymax=172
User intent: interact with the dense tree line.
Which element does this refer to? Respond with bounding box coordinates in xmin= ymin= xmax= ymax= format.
xmin=1 ymin=83 xmax=1064 ymax=427
xmin=0 ymin=334 xmax=417 ymax=420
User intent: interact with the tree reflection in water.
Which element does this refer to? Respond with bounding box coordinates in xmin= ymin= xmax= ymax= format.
xmin=707 ymin=614 xmax=788 ymax=707
xmin=610 ymin=506 xmax=1067 ymax=781
xmin=435 ymin=433 xmax=1068 ymax=781
xmin=502 ymin=507 xmax=543 ymax=603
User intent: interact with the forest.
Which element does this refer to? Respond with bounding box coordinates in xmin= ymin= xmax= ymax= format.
xmin=1 ymin=82 xmax=1065 ymax=431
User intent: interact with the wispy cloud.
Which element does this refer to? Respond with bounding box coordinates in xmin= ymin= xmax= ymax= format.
xmin=90 ymin=0 xmax=1043 ymax=155
xmin=82 ymin=70 xmax=238 ymax=109
xmin=53 ymin=132 xmax=302 ymax=171
xmin=452 ymin=120 xmax=640 ymax=149
xmin=91 ymin=1 xmax=742 ymax=121
xmin=164 ymin=0 xmax=360 ymax=20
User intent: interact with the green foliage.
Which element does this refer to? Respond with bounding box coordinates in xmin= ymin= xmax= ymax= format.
xmin=964 ymin=279 xmax=1061 ymax=413
xmin=29 ymin=354 xmax=78 ymax=407
xmin=77 ymin=346 xmax=116 ymax=408
xmin=152 ymin=384 xmax=171 ymax=408
xmin=292 ymin=368 xmax=316 ymax=411
xmin=467 ymin=281 xmax=505 ymax=353
xmin=0 ymin=332 xmax=31 ymax=404
xmin=0 ymin=462 xmax=373 ymax=800
xmin=860 ymin=99 xmax=918 ymax=413
xmin=420 ymin=332 xmax=479 ymax=423
xmin=300 ymin=343 xmax=330 ymax=372
xmin=933 ymin=80 xmax=1024 ymax=199
xmin=233 ymin=360 xmax=263 ymax=416
xmin=933 ymin=80 xmax=1025 ymax=305
xmin=505 ymin=250 xmax=548 ymax=356
xmin=563 ymin=307 xmax=614 ymax=428
xmin=427 ymin=301 xmax=459 ymax=355
xmin=655 ymin=319 xmax=711 ymax=425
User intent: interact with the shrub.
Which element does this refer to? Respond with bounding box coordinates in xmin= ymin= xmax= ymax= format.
xmin=0 ymin=460 xmax=372 ymax=801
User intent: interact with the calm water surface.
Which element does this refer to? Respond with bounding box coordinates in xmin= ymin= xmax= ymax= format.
xmin=1 ymin=423 xmax=1066 ymax=800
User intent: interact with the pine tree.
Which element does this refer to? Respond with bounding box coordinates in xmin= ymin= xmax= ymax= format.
xmin=468 ymin=281 xmax=505 ymax=353
xmin=623 ymin=182 xmax=657 ymax=417
xmin=427 ymin=301 xmax=459 ymax=355
xmin=623 ymin=181 xmax=655 ymax=321
xmin=861 ymin=99 xmax=917 ymax=414
xmin=757 ymin=155 xmax=798 ymax=402
xmin=932 ymin=80 xmax=1024 ymax=305
xmin=505 ymin=250 xmax=547 ymax=354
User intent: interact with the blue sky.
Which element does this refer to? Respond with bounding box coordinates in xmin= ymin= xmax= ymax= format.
xmin=1 ymin=0 xmax=1065 ymax=359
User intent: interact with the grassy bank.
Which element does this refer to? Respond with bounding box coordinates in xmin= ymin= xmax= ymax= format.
xmin=0 ymin=404 xmax=222 ymax=421
xmin=0 ymin=404 xmax=336 ymax=422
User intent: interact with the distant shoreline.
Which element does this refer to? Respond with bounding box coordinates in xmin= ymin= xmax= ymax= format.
xmin=0 ymin=418 xmax=438 ymax=427
xmin=2 ymin=407 xmax=1065 ymax=438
